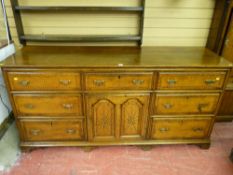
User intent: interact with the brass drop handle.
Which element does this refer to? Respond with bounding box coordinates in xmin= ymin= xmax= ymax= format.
xmin=205 ymin=80 xmax=216 ymax=85
xmin=159 ymin=128 xmax=169 ymax=132
xmin=192 ymin=127 xmax=204 ymax=132
xmin=167 ymin=79 xmax=176 ymax=85
xmin=66 ymin=129 xmax=76 ymax=134
xmin=198 ymin=103 xmax=209 ymax=112
xmin=94 ymin=80 xmax=105 ymax=86
xmin=30 ymin=129 xmax=41 ymax=136
xmin=132 ymin=79 xmax=144 ymax=85
xmin=62 ymin=104 xmax=73 ymax=109
xmin=59 ymin=80 xmax=71 ymax=85
xmin=19 ymin=80 xmax=30 ymax=86
xmin=163 ymin=103 xmax=173 ymax=109
xmin=24 ymin=104 xmax=34 ymax=109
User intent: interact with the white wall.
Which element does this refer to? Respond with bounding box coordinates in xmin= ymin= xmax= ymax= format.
xmin=0 ymin=44 xmax=15 ymax=124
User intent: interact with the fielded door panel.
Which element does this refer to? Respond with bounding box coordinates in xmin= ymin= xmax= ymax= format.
xmin=86 ymin=94 xmax=150 ymax=141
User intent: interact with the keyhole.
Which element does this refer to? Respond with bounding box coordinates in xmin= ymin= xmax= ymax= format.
xmin=118 ymin=75 xmax=121 ymax=79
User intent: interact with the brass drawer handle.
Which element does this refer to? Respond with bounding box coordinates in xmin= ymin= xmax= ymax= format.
xmin=24 ymin=104 xmax=34 ymax=109
xmin=167 ymin=79 xmax=176 ymax=85
xmin=198 ymin=103 xmax=209 ymax=112
xmin=192 ymin=127 xmax=204 ymax=132
xmin=132 ymin=79 xmax=144 ymax=85
xmin=204 ymin=80 xmax=216 ymax=85
xmin=30 ymin=129 xmax=41 ymax=136
xmin=159 ymin=128 xmax=169 ymax=132
xmin=62 ymin=104 xmax=73 ymax=109
xmin=19 ymin=80 xmax=30 ymax=86
xmin=94 ymin=80 xmax=105 ymax=86
xmin=163 ymin=103 xmax=173 ymax=109
xmin=59 ymin=80 xmax=71 ymax=85
xmin=66 ymin=129 xmax=76 ymax=134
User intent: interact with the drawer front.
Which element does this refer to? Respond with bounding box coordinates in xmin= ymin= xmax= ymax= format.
xmin=154 ymin=93 xmax=220 ymax=115
xmin=14 ymin=95 xmax=82 ymax=116
xmin=20 ymin=119 xmax=85 ymax=141
xmin=158 ymin=72 xmax=226 ymax=90
xmin=85 ymin=72 xmax=153 ymax=90
xmin=7 ymin=72 xmax=81 ymax=91
xmin=150 ymin=118 xmax=212 ymax=139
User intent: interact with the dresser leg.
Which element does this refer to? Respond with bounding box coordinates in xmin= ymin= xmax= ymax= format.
xmin=198 ymin=143 xmax=210 ymax=150
xmin=82 ymin=146 xmax=96 ymax=152
xmin=138 ymin=145 xmax=154 ymax=151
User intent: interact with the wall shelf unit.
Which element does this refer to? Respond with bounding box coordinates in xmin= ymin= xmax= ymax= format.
xmin=14 ymin=6 xmax=144 ymax=12
xmin=20 ymin=35 xmax=142 ymax=43
xmin=10 ymin=0 xmax=146 ymax=46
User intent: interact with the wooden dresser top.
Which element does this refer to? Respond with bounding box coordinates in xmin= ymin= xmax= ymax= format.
xmin=1 ymin=46 xmax=232 ymax=68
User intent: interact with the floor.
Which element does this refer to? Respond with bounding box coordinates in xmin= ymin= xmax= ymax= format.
xmin=0 ymin=123 xmax=20 ymax=171
xmin=0 ymin=122 xmax=233 ymax=175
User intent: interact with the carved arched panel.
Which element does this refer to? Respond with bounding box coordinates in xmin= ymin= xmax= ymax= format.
xmin=121 ymin=98 xmax=143 ymax=138
xmin=92 ymin=99 xmax=116 ymax=139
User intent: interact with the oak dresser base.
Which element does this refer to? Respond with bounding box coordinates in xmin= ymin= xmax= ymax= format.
xmin=1 ymin=46 xmax=232 ymax=151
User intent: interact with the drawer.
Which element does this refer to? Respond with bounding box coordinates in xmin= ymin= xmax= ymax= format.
xmin=85 ymin=72 xmax=153 ymax=90
xmin=14 ymin=95 xmax=82 ymax=116
xmin=20 ymin=119 xmax=85 ymax=141
xmin=158 ymin=72 xmax=226 ymax=90
xmin=154 ymin=93 xmax=220 ymax=115
xmin=150 ymin=117 xmax=212 ymax=139
xmin=7 ymin=72 xmax=81 ymax=91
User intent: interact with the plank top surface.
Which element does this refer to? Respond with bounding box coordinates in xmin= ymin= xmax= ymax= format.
xmin=1 ymin=46 xmax=232 ymax=68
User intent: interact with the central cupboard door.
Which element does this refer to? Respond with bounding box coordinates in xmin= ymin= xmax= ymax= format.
xmin=86 ymin=94 xmax=150 ymax=141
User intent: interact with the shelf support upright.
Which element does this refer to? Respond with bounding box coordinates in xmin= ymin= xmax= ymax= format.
xmin=10 ymin=0 xmax=25 ymax=45
xmin=138 ymin=0 xmax=145 ymax=46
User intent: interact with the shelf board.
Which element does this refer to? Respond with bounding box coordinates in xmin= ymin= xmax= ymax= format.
xmin=15 ymin=6 xmax=144 ymax=12
xmin=20 ymin=35 xmax=141 ymax=42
